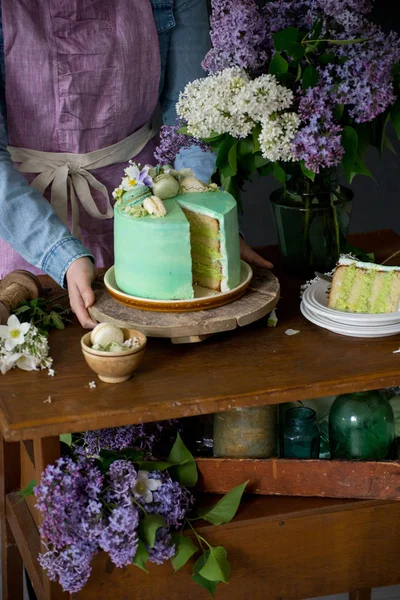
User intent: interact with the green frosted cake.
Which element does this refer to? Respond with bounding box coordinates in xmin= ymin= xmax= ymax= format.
xmin=113 ymin=164 xmax=241 ymax=300
xmin=328 ymin=256 xmax=400 ymax=313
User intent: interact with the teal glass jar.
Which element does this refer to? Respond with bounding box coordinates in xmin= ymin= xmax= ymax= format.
xmin=283 ymin=407 xmax=320 ymax=459
xmin=329 ymin=391 xmax=395 ymax=460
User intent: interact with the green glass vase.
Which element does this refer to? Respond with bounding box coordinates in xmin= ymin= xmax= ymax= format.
xmin=270 ymin=180 xmax=353 ymax=278
xmin=329 ymin=390 xmax=395 ymax=460
xmin=282 ymin=407 xmax=320 ymax=459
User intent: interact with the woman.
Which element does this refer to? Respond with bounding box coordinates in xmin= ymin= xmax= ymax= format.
xmin=0 ymin=0 xmax=272 ymax=329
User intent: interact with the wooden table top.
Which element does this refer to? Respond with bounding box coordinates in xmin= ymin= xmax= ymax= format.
xmin=1 ymin=229 xmax=400 ymax=442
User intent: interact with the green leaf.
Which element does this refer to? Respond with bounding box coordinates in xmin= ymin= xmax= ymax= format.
xmin=272 ymin=162 xmax=286 ymax=185
xmin=136 ymin=460 xmax=175 ymax=471
xmin=384 ymin=135 xmax=397 ymax=154
xmin=197 ymin=481 xmax=248 ymax=526
xmin=311 ymin=18 xmax=323 ymax=40
xmin=318 ymin=52 xmax=335 ymax=65
xmin=273 ymin=27 xmax=299 ymax=52
xmin=238 ymin=153 xmax=256 ymax=174
xmin=199 ymin=547 xmax=231 ymax=584
xmin=258 ymin=163 xmax=273 ymax=177
xmin=228 ymin=142 xmax=238 ymax=175
xmin=390 ymin=99 xmax=400 ymax=141
xmin=300 ymin=161 xmax=316 ymax=182
xmin=238 ymin=136 xmax=254 ymax=157
xmin=192 ymin=553 xmax=219 ymax=598
xmin=139 ymin=514 xmax=167 ymax=548
xmin=287 ymin=42 xmax=305 ymax=61
xmin=302 ymin=65 xmax=319 ymax=90
xmin=216 ymin=136 xmax=237 ymax=178
xmin=253 ymin=154 xmax=269 ymax=169
xmin=252 ymin=124 xmax=261 ymax=153
xmin=341 ymin=125 xmax=358 ymax=182
xmin=334 ymin=103 xmax=344 ymax=121
xmin=19 ymin=479 xmax=36 ymax=498
xmin=171 ymin=534 xmax=199 ymax=572
xmin=177 ymin=126 xmax=188 ymax=135
xmin=60 ymin=433 xmax=72 ymax=446
xmin=268 ymin=52 xmax=289 ymax=76
xmin=167 ymin=433 xmax=198 ymax=488
xmin=132 ymin=540 xmax=149 ymax=572
xmin=50 ymin=312 xmax=65 ymax=330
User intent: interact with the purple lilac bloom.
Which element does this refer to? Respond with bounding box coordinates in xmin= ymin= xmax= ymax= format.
xmin=148 ymin=528 xmax=176 ymax=565
xmin=104 ymin=459 xmax=138 ymax=506
xmin=39 ymin=545 xmax=95 ymax=594
xmin=99 ymin=505 xmax=139 ymax=568
xmin=79 ymin=419 xmax=181 ymax=458
xmin=154 ymin=125 xmax=210 ymax=166
xmin=34 ymin=456 xmax=104 ymax=593
xmin=203 ymin=0 xmax=268 ymax=73
xmin=145 ymin=471 xmax=194 ymax=529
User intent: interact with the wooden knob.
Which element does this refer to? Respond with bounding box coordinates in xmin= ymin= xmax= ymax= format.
xmin=0 ymin=270 xmax=43 ymax=324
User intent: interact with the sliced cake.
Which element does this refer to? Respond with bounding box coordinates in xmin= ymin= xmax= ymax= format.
xmin=328 ymin=256 xmax=400 ymax=313
xmin=113 ymin=166 xmax=241 ymax=301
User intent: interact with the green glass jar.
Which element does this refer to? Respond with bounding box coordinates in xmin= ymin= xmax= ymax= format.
xmin=283 ymin=407 xmax=320 ymax=459
xmin=329 ymin=390 xmax=395 ymax=460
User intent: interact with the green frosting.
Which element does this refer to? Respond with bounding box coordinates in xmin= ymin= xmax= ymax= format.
xmin=114 ymin=190 xmax=241 ymax=300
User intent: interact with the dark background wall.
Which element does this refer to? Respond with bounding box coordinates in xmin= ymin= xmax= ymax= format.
xmin=237 ymin=1 xmax=400 ymax=246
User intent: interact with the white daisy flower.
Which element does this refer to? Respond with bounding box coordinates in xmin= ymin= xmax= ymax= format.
xmin=133 ymin=471 xmax=162 ymax=504
xmin=0 ymin=315 xmax=30 ymax=351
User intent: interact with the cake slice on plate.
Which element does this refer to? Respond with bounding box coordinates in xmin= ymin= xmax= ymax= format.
xmin=328 ymin=256 xmax=400 ymax=313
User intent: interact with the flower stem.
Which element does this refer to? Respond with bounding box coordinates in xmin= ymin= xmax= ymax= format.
xmin=186 ymin=519 xmax=211 ymax=551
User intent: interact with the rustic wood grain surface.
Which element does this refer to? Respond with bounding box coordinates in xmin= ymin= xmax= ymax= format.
xmin=1 ymin=230 xmax=400 ymax=442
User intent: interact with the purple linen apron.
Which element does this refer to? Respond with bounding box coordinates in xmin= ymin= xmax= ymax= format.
xmin=0 ymin=0 xmax=161 ymax=278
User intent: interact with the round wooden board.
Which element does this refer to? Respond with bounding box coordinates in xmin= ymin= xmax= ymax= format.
xmin=89 ymin=267 xmax=280 ymax=344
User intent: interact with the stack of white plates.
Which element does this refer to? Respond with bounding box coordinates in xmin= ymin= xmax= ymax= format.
xmin=300 ymin=279 xmax=400 ymax=337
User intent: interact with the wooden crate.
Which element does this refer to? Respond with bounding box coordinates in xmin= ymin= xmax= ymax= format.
xmin=195 ymin=457 xmax=400 ymax=500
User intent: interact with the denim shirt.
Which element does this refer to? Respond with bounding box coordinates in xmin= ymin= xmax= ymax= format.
xmin=0 ymin=0 xmax=215 ymax=286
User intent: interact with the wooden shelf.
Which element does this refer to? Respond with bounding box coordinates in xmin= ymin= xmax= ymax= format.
xmin=195 ymin=457 xmax=400 ymax=500
xmin=1 ymin=230 xmax=400 ymax=442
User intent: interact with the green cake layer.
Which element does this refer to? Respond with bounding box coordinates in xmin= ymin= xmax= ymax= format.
xmin=114 ymin=189 xmax=241 ymax=301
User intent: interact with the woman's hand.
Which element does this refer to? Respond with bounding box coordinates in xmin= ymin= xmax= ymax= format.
xmin=240 ymin=237 xmax=274 ymax=269
xmin=66 ymin=257 xmax=98 ymax=329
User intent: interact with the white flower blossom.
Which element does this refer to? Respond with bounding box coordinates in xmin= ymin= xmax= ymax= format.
xmin=133 ymin=471 xmax=162 ymax=504
xmin=0 ymin=318 xmax=52 ymax=376
xmin=89 ymin=381 xmax=97 ymax=389
xmin=259 ymin=112 xmax=300 ymax=162
xmin=48 ymin=368 xmax=55 ymax=377
xmin=176 ymin=67 xmax=299 ymax=151
xmin=0 ymin=353 xmax=21 ymax=375
xmin=0 ymin=315 xmax=30 ymax=351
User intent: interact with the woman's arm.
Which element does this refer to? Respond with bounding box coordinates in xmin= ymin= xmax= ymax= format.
xmin=0 ymin=112 xmax=97 ymax=326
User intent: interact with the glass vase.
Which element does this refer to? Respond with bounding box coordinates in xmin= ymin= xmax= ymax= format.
xmin=270 ymin=179 xmax=353 ymax=278
xmin=213 ymin=406 xmax=277 ymax=458
xmin=329 ymin=390 xmax=395 ymax=460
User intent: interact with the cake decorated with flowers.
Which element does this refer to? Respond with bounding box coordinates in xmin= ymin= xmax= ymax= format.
xmin=113 ymin=163 xmax=241 ymax=300
xmin=328 ymin=256 xmax=400 ymax=313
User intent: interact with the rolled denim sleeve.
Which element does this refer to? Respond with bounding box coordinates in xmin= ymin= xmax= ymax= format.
xmin=0 ymin=112 xmax=93 ymax=287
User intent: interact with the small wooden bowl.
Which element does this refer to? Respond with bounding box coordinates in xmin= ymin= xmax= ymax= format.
xmin=81 ymin=328 xmax=147 ymax=383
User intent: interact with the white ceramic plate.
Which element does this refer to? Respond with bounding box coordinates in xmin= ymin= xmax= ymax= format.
xmin=300 ymin=301 xmax=400 ymax=337
xmin=302 ymin=279 xmax=400 ymax=326
xmin=104 ymin=261 xmax=253 ymax=313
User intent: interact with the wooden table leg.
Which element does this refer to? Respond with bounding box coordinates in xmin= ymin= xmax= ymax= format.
xmin=0 ymin=434 xmax=23 ymax=600
xmin=349 ymin=590 xmax=372 ymax=600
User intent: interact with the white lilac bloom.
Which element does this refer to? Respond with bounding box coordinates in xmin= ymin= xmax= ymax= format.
xmin=177 ymin=67 xmax=298 ymax=146
xmin=0 ymin=315 xmax=30 ymax=351
xmin=259 ymin=112 xmax=300 ymax=162
xmin=16 ymin=355 xmax=38 ymax=372
xmin=0 ymin=353 xmax=21 ymax=375
xmin=133 ymin=470 xmax=162 ymax=504
xmin=89 ymin=381 xmax=97 ymax=389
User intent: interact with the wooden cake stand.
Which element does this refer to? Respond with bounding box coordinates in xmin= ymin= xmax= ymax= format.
xmin=89 ymin=267 xmax=280 ymax=343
